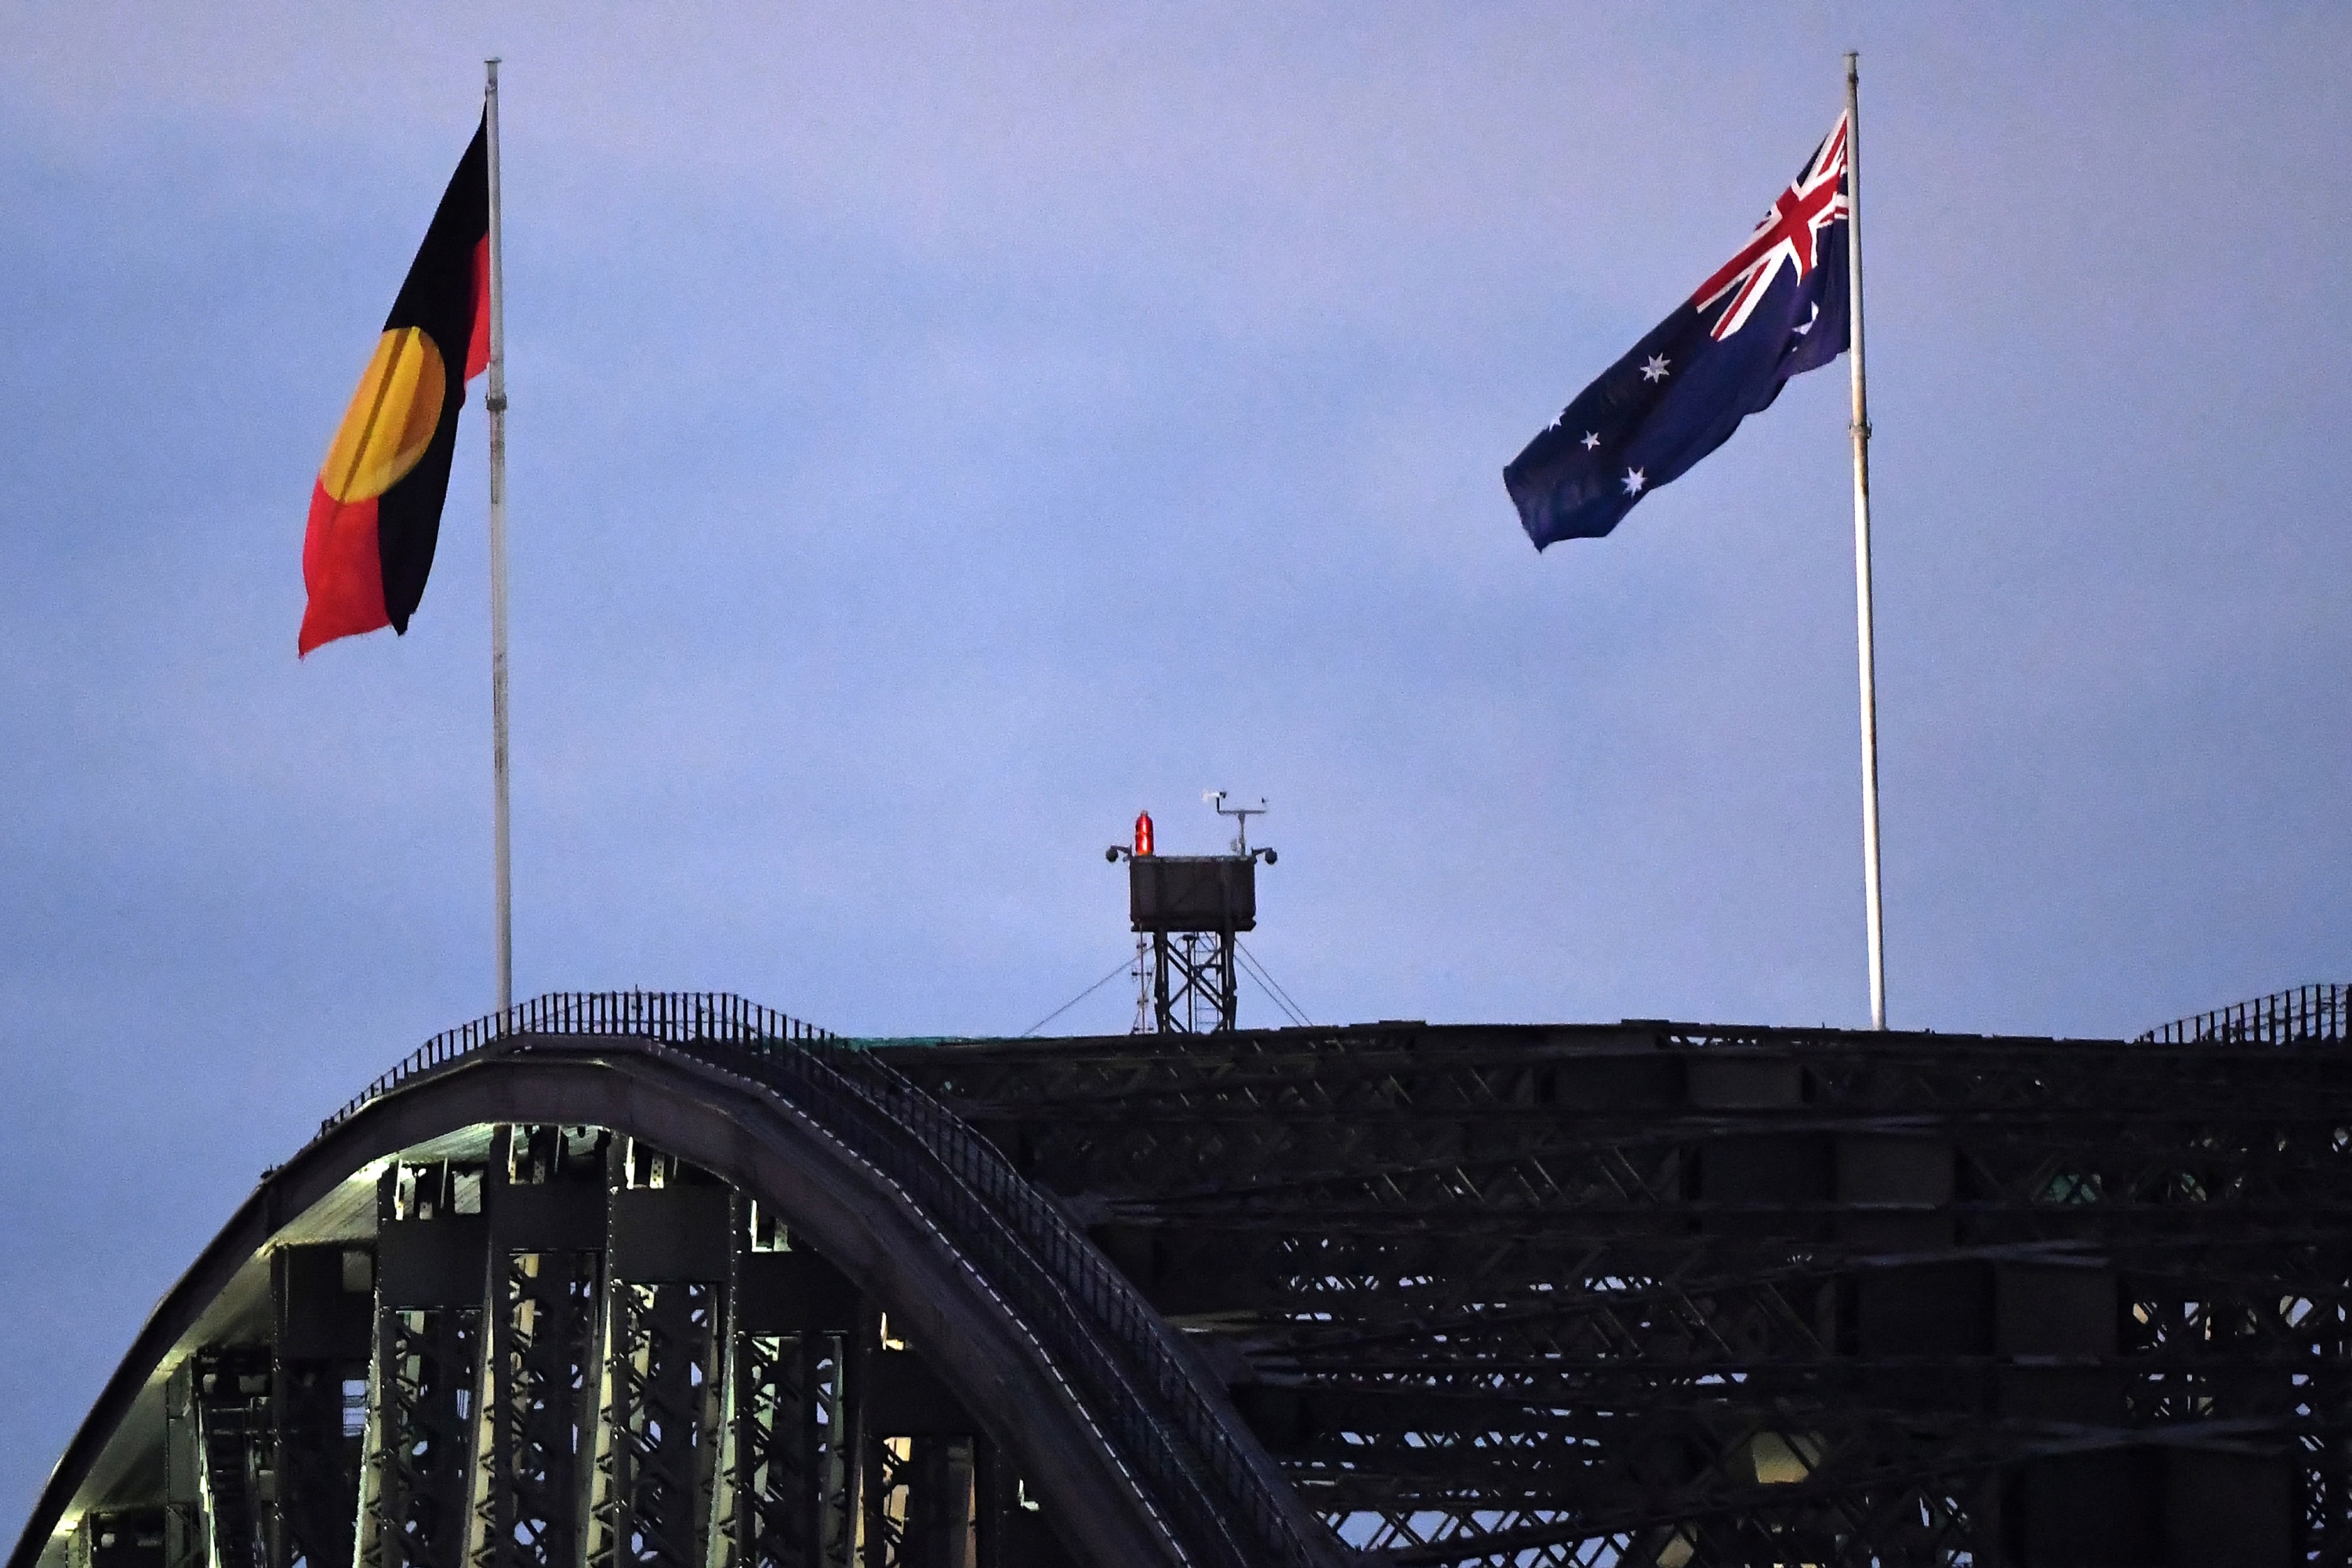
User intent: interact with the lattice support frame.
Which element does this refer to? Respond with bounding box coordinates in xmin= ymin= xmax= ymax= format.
xmin=359 ymin=1309 xmax=483 ymax=1568
xmin=589 ymin=1283 xmax=724 ymax=1568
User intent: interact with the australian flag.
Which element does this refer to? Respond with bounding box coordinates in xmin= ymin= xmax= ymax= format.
xmin=1506 ymin=112 xmax=1852 ymax=550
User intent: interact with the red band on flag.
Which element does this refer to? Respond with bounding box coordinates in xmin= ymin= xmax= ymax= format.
xmin=466 ymin=234 xmax=491 ymax=381
xmin=299 ymin=483 xmax=389 ymax=656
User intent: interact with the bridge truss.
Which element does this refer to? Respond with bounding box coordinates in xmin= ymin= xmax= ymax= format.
xmin=15 ymin=990 xmax=2352 ymax=1568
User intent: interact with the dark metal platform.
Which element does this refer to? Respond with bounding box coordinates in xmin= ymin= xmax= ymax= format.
xmin=16 ymin=990 xmax=2352 ymax=1567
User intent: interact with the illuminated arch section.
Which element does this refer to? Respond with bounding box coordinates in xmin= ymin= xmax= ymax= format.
xmin=11 ymin=998 xmax=1330 ymax=1568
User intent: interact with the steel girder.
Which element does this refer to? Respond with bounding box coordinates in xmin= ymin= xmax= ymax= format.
xmin=23 ymin=996 xmax=2352 ymax=1568
xmin=16 ymin=1000 xmax=1334 ymax=1568
xmin=880 ymin=1015 xmax=2352 ymax=1566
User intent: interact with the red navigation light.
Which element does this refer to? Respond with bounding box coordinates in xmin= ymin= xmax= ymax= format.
xmin=1134 ymin=811 xmax=1155 ymax=857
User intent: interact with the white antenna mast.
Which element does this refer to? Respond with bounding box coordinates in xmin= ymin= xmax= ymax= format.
xmin=1205 ymin=790 xmax=1269 ymax=856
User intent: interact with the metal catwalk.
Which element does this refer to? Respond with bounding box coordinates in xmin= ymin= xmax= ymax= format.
xmin=15 ymin=989 xmax=2350 ymax=1568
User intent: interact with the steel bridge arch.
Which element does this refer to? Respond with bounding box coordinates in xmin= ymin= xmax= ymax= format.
xmin=13 ymin=997 xmax=1336 ymax=1568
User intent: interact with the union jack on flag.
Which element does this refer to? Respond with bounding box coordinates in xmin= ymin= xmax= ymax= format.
xmin=1698 ymin=114 xmax=1849 ymax=341
xmin=1505 ymin=111 xmax=1853 ymax=550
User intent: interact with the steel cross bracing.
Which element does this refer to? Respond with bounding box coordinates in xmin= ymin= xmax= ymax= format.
xmin=360 ymin=1308 xmax=481 ymax=1568
xmin=1152 ymin=931 xmax=1238 ymax=1036
xmin=589 ymin=1282 xmax=723 ymax=1568
xmin=718 ymin=1333 xmax=854 ymax=1568
xmin=878 ymin=1013 xmax=2352 ymax=1566
xmin=31 ymin=995 xmax=1331 ymax=1568
xmin=190 ymin=1352 xmax=274 ymax=1568
xmin=109 ymin=1142 xmax=1085 ymax=1568
xmin=30 ymin=992 xmax=2352 ymax=1568
xmin=474 ymin=1247 xmax=600 ymax=1568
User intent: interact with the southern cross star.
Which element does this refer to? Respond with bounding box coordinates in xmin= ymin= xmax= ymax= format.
xmin=1640 ymin=354 xmax=1671 ymax=383
xmin=1580 ymin=431 xmax=1600 ymax=451
xmin=1622 ymin=468 xmax=1646 ymax=496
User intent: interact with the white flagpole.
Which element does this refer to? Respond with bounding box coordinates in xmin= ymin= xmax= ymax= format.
xmin=1844 ymin=51 xmax=1886 ymax=1030
xmin=485 ymin=60 xmax=514 ymax=1014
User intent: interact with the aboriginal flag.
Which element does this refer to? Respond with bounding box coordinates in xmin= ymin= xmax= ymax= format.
xmin=299 ymin=117 xmax=491 ymax=655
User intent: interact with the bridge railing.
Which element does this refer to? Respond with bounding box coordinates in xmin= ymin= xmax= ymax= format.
xmin=314 ymin=993 xmax=1318 ymax=1568
xmin=320 ymin=991 xmax=834 ymax=1134
xmin=2139 ymin=984 xmax=2352 ymax=1046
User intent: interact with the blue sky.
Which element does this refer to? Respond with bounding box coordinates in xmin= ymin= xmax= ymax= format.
xmin=4 ymin=1 xmax=2347 ymax=1525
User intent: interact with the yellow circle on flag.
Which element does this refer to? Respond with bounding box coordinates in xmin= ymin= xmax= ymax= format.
xmin=320 ymin=327 xmax=447 ymax=503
